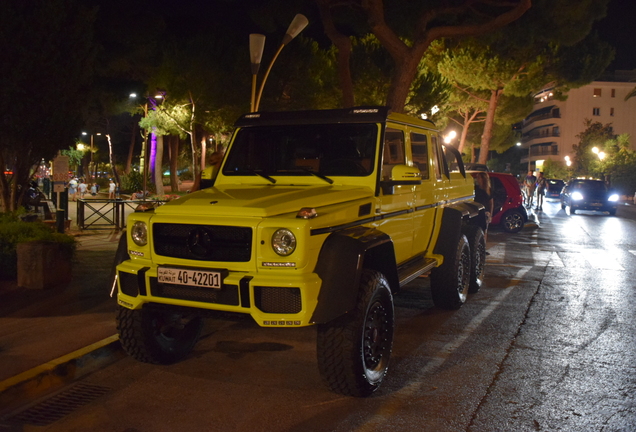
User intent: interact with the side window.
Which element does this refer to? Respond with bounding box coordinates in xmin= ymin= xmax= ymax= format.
xmin=382 ymin=128 xmax=405 ymax=180
xmin=442 ymin=144 xmax=464 ymax=174
xmin=410 ymin=132 xmax=429 ymax=180
xmin=430 ymin=135 xmax=442 ymax=180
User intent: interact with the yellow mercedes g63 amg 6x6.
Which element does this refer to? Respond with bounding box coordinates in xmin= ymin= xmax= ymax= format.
xmin=114 ymin=107 xmax=487 ymax=397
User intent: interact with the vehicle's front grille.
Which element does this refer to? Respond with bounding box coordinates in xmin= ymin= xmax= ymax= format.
xmin=153 ymin=223 xmax=252 ymax=262
xmin=254 ymin=286 xmax=302 ymax=314
xmin=150 ymin=277 xmax=240 ymax=305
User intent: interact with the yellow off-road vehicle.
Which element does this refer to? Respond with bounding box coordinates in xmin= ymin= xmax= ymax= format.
xmin=114 ymin=107 xmax=487 ymax=397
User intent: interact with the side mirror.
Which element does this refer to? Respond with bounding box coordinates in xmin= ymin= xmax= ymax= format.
xmin=380 ymin=164 xmax=422 ymax=195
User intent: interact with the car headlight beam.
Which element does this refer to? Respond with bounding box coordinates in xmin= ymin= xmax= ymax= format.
xmin=608 ymin=194 xmax=619 ymax=202
xmin=131 ymin=221 xmax=148 ymax=246
xmin=571 ymin=191 xmax=584 ymax=201
xmin=272 ymin=228 xmax=296 ymax=256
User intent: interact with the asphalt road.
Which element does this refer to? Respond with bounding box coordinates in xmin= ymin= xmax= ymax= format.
xmin=7 ymin=199 xmax=636 ymax=432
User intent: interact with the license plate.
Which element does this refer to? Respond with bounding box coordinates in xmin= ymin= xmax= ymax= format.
xmin=591 ymin=203 xmax=603 ymax=207
xmin=157 ymin=267 xmax=222 ymax=289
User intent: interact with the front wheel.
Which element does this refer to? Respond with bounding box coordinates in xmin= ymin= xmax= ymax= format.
xmin=502 ymin=210 xmax=525 ymax=233
xmin=117 ymin=304 xmax=204 ymax=365
xmin=316 ymin=270 xmax=394 ymax=397
xmin=430 ymin=234 xmax=471 ymax=309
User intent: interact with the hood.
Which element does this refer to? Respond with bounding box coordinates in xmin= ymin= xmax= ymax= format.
xmin=155 ymin=185 xmax=373 ymax=217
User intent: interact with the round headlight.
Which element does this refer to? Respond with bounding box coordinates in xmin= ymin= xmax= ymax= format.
xmin=272 ymin=228 xmax=296 ymax=256
xmin=131 ymin=221 xmax=148 ymax=246
xmin=571 ymin=191 xmax=584 ymax=201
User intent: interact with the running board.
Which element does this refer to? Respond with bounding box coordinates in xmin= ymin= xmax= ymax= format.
xmin=397 ymin=256 xmax=438 ymax=287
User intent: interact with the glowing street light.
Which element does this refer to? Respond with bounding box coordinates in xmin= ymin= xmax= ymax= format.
xmin=250 ymin=14 xmax=308 ymax=112
xmin=443 ymin=130 xmax=457 ymax=144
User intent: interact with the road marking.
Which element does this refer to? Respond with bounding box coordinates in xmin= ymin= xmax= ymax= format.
xmin=582 ymin=249 xmax=624 ymax=270
xmin=357 ymin=267 xmax=532 ymax=431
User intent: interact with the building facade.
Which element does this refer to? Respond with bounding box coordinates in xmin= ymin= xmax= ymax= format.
xmin=521 ymin=71 xmax=636 ymax=173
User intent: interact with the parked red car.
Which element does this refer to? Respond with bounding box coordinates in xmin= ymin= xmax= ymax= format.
xmin=470 ymin=171 xmax=528 ymax=233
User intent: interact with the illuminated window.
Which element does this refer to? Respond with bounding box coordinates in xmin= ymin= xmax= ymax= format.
xmin=593 ymin=88 xmax=602 ymax=97
xmin=593 ymin=107 xmax=600 ymax=116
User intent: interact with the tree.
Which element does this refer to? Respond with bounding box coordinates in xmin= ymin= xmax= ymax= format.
xmin=316 ymin=0 xmax=531 ymax=111
xmin=0 ymin=0 xmax=96 ymax=211
xmin=572 ymin=119 xmax=615 ymax=176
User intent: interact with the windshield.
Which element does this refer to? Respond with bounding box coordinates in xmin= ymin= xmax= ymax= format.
xmin=223 ymin=123 xmax=378 ymax=177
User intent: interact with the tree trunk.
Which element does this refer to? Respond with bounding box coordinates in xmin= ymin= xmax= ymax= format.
xmin=317 ymin=0 xmax=355 ymax=107
xmin=126 ymin=122 xmax=137 ymax=175
xmin=385 ymin=55 xmax=421 ymax=112
xmin=478 ymin=89 xmax=503 ymax=164
xmin=154 ymin=135 xmax=165 ymax=196
xmin=169 ymin=136 xmax=179 ymax=192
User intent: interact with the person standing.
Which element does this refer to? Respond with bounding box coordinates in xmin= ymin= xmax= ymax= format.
xmin=68 ymin=177 xmax=78 ymax=201
xmin=535 ymin=172 xmax=547 ymax=210
xmin=108 ymin=179 xmax=116 ymax=199
xmin=78 ymin=179 xmax=87 ymax=199
xmin=90 ymin=183 xmax=97 ymax=197
xmin=524 ymin=171 xmax=537 ymax=208
xmin=474 ymin=172 xmax=494 ymax=243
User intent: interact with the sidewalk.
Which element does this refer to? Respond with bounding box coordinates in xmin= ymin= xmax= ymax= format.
xmin=0 ymin=212 xmax=124 ymax=414
xmin=0 ymin=183 xmax=197 ymax=415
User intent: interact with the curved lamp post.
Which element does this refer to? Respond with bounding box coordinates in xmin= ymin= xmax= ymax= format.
xmin=250 ymin=14 xmax=308 ymax=112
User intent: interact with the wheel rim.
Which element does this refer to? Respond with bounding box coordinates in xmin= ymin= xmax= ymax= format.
xmin=474 ymin=238 xmax=486 ymax=283
xmin=458 ymin=246 xmax=471 ymax=301
xmin=363 ymin=300 xmax=391 ymax=379
xmin=504 ymin=212 xmax=523 ymax=231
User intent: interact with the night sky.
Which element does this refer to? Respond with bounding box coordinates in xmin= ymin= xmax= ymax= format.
xmin=592 ymin=0 xmax=636 ymax=71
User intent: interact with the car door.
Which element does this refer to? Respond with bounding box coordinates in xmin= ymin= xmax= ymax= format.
xmin=410 ymin=130 xmax=438 ymax=256
xmin=376 ymin=126 xmax=415 ymax=264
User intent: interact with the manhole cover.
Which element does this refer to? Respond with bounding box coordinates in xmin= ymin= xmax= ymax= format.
xmin=8 ymin=383 xmax=110 ymax=426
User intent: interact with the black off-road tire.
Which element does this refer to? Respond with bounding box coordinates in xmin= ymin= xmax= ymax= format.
xmin=609 ymin=209 xmax=617 ymax=216
xmin=430 ymin=234 xmax=471 ymax=310
xmin=316 ymin=270 xmax=394 ymax=397
xmin=116 ymin=304 xmax=204 ymax=364
xmin=502 ymin=209 xmax=525 ymax=233
xmin=463 ymin=225 xmax=486 ymax=294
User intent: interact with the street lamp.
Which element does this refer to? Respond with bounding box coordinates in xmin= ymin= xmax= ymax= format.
xmin=250 ymin=14 xmax=308 ymax=112
xmin=443 ymin=130 xmax=457 ymax=144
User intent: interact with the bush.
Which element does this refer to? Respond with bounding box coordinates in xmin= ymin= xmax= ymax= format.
xmin=120 ymin=171 xmax=155 ymax=194
xmin=0 ymin=212 xmax=76 ymax=279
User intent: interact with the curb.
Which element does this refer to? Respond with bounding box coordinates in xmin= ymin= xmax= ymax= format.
xmin=0 ymin=335 xmax=124 ymax=417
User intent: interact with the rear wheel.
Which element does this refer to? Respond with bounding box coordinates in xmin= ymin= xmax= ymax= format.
xmin=463 ymin=225 xmax=486 ymax=294
xmin=117 ymin=304 xmax=204 ymax=364
xmin=316 ymin=270 xmax=394 ymax=397
xmin=502 ymin=210 xmax=524 ymax=233
xmin=430 ymin=234 xmax=471 ymax=309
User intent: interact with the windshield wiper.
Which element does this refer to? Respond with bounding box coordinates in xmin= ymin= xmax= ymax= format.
xmin=250 ymin=170 xmax=276 ymax=184
xmin=284 ymin=168 xmax=334 ymax=184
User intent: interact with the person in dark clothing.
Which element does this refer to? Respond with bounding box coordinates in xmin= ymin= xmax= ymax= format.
xmin=474 ymin=172 xmax=494 ymax=244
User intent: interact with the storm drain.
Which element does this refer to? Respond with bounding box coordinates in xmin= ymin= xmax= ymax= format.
xmin=8 ymin=383 xmax=110 ymax=426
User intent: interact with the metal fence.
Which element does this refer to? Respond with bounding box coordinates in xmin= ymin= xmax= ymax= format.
xmin=76 ymin=199 xmax=167 ymax=230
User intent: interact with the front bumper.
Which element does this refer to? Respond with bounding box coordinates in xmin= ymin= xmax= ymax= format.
xmin=116 ymin=260 xmax=322 ymax=327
